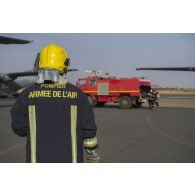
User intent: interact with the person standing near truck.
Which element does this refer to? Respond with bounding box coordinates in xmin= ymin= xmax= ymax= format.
xmin=148 ymin=89 xmax=160 ymax=109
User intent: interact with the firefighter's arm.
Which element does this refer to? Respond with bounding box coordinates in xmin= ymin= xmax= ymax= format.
xmin=80 ymin=94 xmax=100 ymax=161
xmin=10 ymin=93 xmax=28 ymax=137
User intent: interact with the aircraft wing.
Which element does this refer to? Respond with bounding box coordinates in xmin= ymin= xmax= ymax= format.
xmin=67 ymin=69 xmax=78 ymax=72
xmin=7 ymin=71 xmax=38 ymax=78
xmin=136 ymin=67 xmax=195 ymax=72
xmin=7 ymin=69 xmax=78 ymax=79
xmin=6 ymin=52 xmax=78 ymax=80
xmin=0 ymin=36 xmax=33 ymax=44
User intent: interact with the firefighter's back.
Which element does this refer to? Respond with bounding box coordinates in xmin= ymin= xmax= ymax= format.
xmin=20 ymin=82 xmax=84 ymax=163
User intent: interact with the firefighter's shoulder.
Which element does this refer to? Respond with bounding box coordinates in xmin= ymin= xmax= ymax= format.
xmin=12 ymin=84 xmax=38 ymax=110
xmin=66 ymin=82 xmax=87 ymax=99
xmin=65 ymin=82 xmax=90 ymax=103
xmin=16 ymin=84 xmax=37 ymax=99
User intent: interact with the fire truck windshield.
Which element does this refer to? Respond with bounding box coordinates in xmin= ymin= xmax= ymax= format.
xmin=79 ymin=80 xmax=86 ymax=86
xmin=90 ymin=80 xmax=96 ymax=86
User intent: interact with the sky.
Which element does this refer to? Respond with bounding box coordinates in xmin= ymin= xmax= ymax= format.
xmin=0 ymin=33 xmax=195 ymax=88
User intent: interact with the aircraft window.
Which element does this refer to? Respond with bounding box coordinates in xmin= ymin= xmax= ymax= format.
xmin=79 ymin=80 xmax=86 ymax=86
xmin=90 ymin=80 xmax=96 ymax=86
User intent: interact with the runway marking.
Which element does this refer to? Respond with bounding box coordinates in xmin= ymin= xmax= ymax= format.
xmin=146 ymin=111 xmax=195 ymax=148
xmin=101 ymin=108 xmax=195 ymax=162
xmin=0 ymin=142 xmax=25 ymax=158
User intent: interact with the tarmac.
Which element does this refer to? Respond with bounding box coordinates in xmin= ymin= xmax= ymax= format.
xmin=0 ymin=94 xmax=195 ymax=163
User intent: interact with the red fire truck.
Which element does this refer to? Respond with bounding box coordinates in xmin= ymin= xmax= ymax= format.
xmin=76 ymin=71 xmax=153 ymax=108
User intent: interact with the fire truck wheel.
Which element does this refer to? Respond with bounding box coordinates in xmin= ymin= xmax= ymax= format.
xmin=87 ymin=96 xmax=95 ymax=106
xmin=119 ymin=96 xmax=132 ymax=109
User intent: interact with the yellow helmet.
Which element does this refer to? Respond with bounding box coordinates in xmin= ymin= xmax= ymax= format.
xmin=39 ymin=44 xmax=70 ymax=73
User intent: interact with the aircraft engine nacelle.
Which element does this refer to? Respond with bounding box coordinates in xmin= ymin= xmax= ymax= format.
xmin=0 ymin=73 xmax=11 ymax=81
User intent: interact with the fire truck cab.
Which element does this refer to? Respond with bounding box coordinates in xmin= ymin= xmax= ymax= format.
xmin=76 ymin=73 xmax=153 ymax=109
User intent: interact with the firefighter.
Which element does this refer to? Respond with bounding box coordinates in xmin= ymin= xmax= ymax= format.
xmin=11 ymin=44 xmax=100 ymax=163
xmin=148 ymin=89 xmax=160 ymax=109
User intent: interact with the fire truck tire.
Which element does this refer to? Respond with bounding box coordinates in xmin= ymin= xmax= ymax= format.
xmin=119 ymin=96 xmax=132 ymax=109
xmin=87 ymin=96 xmax=95 ymax=106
